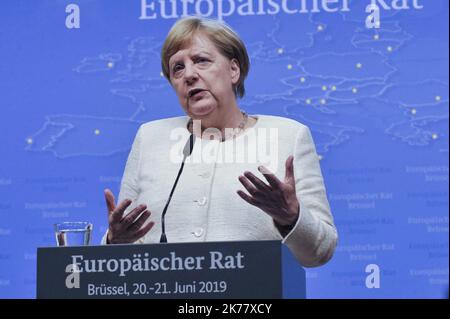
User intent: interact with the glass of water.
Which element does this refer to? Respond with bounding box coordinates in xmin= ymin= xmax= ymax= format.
xmin=54 ymin=222 xmax=92 ymax=246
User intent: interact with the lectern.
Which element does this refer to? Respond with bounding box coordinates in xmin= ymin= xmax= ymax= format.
xmin=37 ymin=240 xmax=306 ymax=299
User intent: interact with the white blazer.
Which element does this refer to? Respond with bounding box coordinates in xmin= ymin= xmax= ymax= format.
xmin=102 ymin=115 xmax=338 ymax=267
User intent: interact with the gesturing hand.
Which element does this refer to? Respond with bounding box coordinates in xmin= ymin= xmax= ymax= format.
xmin=237 ymin=155 xmax=300 ymax=228
xmin=104 ymin=189 xmax=155 ymax=244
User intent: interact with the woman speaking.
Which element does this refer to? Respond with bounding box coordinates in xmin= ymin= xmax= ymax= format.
xmin=102 ymin=16 xmax=337 ymax=267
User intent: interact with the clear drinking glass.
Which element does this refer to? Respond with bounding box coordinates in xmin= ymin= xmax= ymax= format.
xmin=54 ymin=222 xmax=92 ymax=246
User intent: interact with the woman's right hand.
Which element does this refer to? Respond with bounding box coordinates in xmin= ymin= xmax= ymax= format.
xmin=104 ymin=189 xmax=155 ymax=244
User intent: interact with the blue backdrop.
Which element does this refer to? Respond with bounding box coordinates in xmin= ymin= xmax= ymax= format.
xmin=0 ymin=0 xmax=448 ymax=298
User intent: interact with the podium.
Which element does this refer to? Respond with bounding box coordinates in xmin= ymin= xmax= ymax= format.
xmin=37 ymin=240 xmax=306 ymax=299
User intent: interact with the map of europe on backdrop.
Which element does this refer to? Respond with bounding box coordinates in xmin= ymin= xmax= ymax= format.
xmin=0 ymin=0 xmax=448 ymax=298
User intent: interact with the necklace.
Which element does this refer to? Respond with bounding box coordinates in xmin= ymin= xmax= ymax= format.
xmin=187 ymin=111 xmax=249 ymax=140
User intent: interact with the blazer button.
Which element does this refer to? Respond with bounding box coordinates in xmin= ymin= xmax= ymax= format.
xmin=192 ymin=228 xmax=204 ymax=237
xmin=199 ymin=172 xmax=211 ymax=178
xmin=196 ymin=197 xmax=207 ymax=206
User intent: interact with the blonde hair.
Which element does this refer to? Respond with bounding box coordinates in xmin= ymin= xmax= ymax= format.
xmin=161 ymin=16 xmax=250 ymax=98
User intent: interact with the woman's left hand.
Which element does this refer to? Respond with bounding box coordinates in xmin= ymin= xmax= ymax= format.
xmin=237 ymin=155 xmax=300 ymax=228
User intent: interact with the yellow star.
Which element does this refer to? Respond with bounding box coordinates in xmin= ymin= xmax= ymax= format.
xmin=287 ymin=64 xmax=293 ymax=70
xmin=352 ymin=88 xmax=358 ymax=94
xmin=317 ymin=25 xmax=324 ymax=32
xmin=432 ymin=133 xmax=438 ymax=140
xmin=322 ymin=85 xmax=328 ymax=91
xmin=374 ymin=34 xmax=380 ymax=40
xmin=318 ymin=155 xmax=323 ymax=161
xmin=300 ymin=77 xmax=306 ymax=83
xmin=306 ymin=99 xmax=312 ymax=105
xmin=411 ymin=109 xmax=417 ymax=115
xmin=387 ymin=46 xmax=393 ymax=52
xmin=320 ymin=99 xmax=326 ymax=105
xmin=26 ymin=138 xmax=33 ymax=145
xmin=331 ymin=86 xmax=337 ymax=91
xmin=94 ymin=129 xmax=101 ymax=135
xmin=107 ymin=62 xmax=114 ymax=69
xmin=277 ymin=48 xmax=284 ymax=54
xmin=435 ymin=96 xmax=441 ymax=102
xmin=356 ymin=63 xmax=363 ymax=69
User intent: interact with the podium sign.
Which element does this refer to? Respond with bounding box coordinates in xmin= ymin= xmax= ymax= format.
xmin=37 ymin=240 xmax=287 ymax=299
